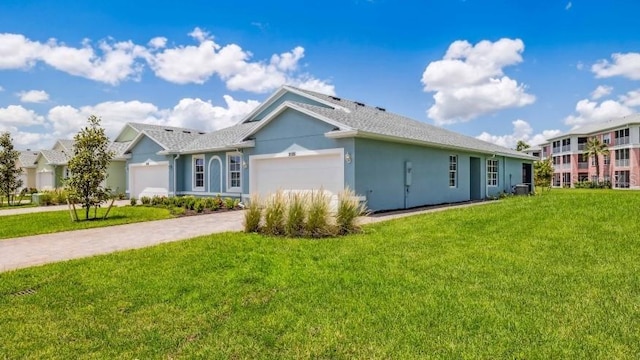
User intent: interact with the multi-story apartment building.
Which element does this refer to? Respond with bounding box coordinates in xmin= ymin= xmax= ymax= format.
xmin=539 ymin=114 xmax=640 ymax=189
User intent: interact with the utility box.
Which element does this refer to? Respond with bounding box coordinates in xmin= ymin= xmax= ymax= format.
xmin=32 ymin=193 xmax=41 ymax=205
xmin=515 ymin=184 xmax=529 ymax=195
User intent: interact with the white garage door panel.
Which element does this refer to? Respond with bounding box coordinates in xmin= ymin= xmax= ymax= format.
xmin=130 ymin=164 xmax=169 ymax=198
xmin=252 ymin=152 xmax=344 ymax=196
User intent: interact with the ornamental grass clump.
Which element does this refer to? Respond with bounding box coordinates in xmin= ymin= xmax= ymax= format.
xmin=335 ymin=188 xmax=368 ymax=235
xmin=305 ymin=190 xmax=333 ymax=238
xmin=262 ymin=191 xmax=286 ymax=236
xmin=285 ymin=192 xmax=307 ymax=237
xmin=243 ymin=194 xmax=262 ymax=233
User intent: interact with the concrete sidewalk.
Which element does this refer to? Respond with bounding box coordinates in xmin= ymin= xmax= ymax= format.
xmin=0 ymin=200 xmax=131 ymax=217
xmin=0 ymin=200 xmax=492 ymax=273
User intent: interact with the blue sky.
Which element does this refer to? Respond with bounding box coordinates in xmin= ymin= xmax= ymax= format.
xmin=1 ymin=0 xmax=640 ymax=149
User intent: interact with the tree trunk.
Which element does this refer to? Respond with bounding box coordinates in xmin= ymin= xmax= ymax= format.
xmin=595 ymin=156 xmax=600 ymax=184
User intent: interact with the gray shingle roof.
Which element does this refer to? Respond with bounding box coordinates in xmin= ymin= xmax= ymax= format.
xmin=56 ymin=139 xmax=75 ymax=152
xmin=40 ymin=149 xmax=71 ymax=165
xmin=281 ymin=87 xmax=534 ymax=159
xmin=546 ymin=113 xmax=640 ymax=141
xmin=128 ymin=122 xmax=206 ymax=134
xmin=143 ymin=129 xmax=204 ymax=152
xmin=180 ymin=122 xmax=259 ymax=152
xmin=109 ymin=141 xmax=131 ymax=158
xmin=19 ymin=151 xmax=39 ymax=167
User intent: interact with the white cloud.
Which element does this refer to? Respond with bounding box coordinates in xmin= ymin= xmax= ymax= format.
xmin=421 ymin=38 xmax=535 ymax=125
xmin=18 ymin=90 xmax=50 ymax=103
xmin=45 ymin=95 xmax=260 ymax=141
xmin=592 ymin=52 xmax=640 ymax=80
xmin=0 ymin=105 xmax=45 ymax=126
xmin=564 ymin=98 xmax=634 ymax=128
xmin=0 ymin=33 xmax=41 ymax=69
xmin=566 ymin=2 xmax=572 ymax=10
xmin=620 ymin=89 xmax=640 ymax=107
xmin=476 ymin=119 xmax=561 ymax=148
xmin=148 ymin=37 xmax=167 ymax=49
xmin=0 ymin=85 xmax=4 ymax=91
xmin=590 ymin=85 xmax=612 ymax=100
xmin=165 ymin=96 xmax=260 ymax=131
xmin=0 ymin=123 xmax=52 ymax=149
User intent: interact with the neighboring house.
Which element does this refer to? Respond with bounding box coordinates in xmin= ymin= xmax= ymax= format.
xmin=34 ymin=140 xmax=74 ymax=190
xmin=539 ymin=114 xmax=640 ymax=189
xmin=123 ymin=86 xmax=536 ymax=211
xmin=16 ymin=150 xmax=39 ymax=191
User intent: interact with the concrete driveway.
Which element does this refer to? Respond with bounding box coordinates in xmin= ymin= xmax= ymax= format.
xmin=0 ymin=200 xmax=492 ymax=273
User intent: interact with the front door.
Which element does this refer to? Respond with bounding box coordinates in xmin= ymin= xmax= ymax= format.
xmin=522 ymin=163 xmax=532 ymax=192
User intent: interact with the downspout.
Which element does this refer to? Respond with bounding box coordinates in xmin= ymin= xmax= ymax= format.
xmin=173 ymin=154 xmax=180 ymax=197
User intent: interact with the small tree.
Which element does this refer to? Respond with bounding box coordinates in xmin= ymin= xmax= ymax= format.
xmin=534 ymin=157 xmax=553 ymax=192
xmin=0 ymin=132 xmax=23 ymax=206
xmin=65 ymin=115 xmax=114 ymax=220
xmin=516 ymin=140 xmax=530 ymax=152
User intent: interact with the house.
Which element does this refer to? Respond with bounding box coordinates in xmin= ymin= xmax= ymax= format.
xmin=31 ymin=137 xmax=129 ymax=193
xmin=16 ymin=150 xmax=39 ymax=191
xmin=538 ymin=114 xmax=640 ymax=189
xmin=522 ymin=146 xmax=542 ymax=159
xmin=123 ymin=86 xmax=536 ymax=211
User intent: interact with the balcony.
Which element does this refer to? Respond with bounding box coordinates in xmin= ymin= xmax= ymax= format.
xmin=561 ymin=163 xmax=571 ymax=170
xmin=578 ymin=162 xmax=589 ymax=169
xmin=614 ymin=137 xmax=629 ymax=146
xmin=562 ymin=145 xmax=571 ymax=152
xmin=552 ymin=147 xmax=561 ymax=154
xmin=578 ymin=144 xmax=586 ymax=151
xmin=615 ymin=159 xmax=630 ymax=167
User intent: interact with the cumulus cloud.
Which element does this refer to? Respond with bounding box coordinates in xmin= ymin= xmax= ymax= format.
xmin=590 ymin=85 xmax=612 ymax=100
xmin=0 ymin=33 xmax=148 ymax=84
xmin=0 ymin=85 xmax=4 ymax=91
xmin=564 ymin=98 xmax=634 ymax=128
xmin=421 ymin=38 xmax=535 ymax=125
xmin=0 ymin=105 xmax=45 ymax=126
xmin=476 ymin=119 xmax=562 ymax=148
xmin=18 ymin=90 xmax=50 ymax=103
xmin=592 ymin=52 xmax=640 ymax=80
xmin=0 ymin=29 xmax=333 ymax=92
xmin=45 ymin=95 xmax=260 ymax=141
xmin=620 ymin=89 xmax=640 ymax=107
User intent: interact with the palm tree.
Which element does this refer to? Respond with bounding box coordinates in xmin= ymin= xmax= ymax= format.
xmin=516 ymin=140 xmax=530 ymax=152
xmin=584 ymin=137 xmax=609 ymax=184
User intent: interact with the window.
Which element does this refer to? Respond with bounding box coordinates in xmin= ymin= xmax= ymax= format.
xmin=615 ymin=149 xmax=629 ymax=167
xmin=227 ymin=153 xmax=242 ymax=191
xmin=193 ymin=155 xmax=204 ymax=190
xmin=63 ymin=166 xmax=70 ymax=179
xmin=487 ymin=159 xmax=498 ymax=187
xmin=614 ymin=128 xmax=630 ymax=145
xmin=603 ymin=154 xmax=610 ymax=165
xmin=602 ymin=133 xmax=611 ymax=145
xmin=552 ymin=140 xmax=561 ymax=153
xmin=562 ymin=172 xmax=571 ymax=186
xmin=615 ymin=170 xmax=630 ymax=188
xmin=553 ymin=173 xmax=561 ymax=187
xmin=449 ymin=155 xmax=457 ymax=188
xmin=562 ymin=138 xmax=571 ymax=152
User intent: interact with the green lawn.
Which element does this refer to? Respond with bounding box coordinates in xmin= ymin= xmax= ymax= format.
xmin=1 ymin=190 xmax=639 ymax=358
xmin=0 ymin=206 xmax=173 ymax=239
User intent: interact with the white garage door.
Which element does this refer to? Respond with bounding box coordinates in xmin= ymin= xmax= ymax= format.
xmin=37 ymin=171 xmax=54 ymax=190
xmin=250 ymin=150 xmax=344 ymax=197
xmin=129 ymin=163 xmax=169 ymax=199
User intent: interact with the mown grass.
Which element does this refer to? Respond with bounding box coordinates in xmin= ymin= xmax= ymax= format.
xmin=1 ymin=189 xmax=639 ymax=358
xmin=0 ymin=206 xmax=173 ymax=239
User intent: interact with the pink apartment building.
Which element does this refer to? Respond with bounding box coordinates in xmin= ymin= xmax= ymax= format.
xmin=538 ymin=114 xmax=640 ymax=189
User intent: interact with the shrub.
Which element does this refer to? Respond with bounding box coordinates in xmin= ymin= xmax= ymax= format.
xmin=203 ymin=197 xmax=215 ymax=210
xmin=140 ymin=196 xmax=151 ymax=205
xmin=39 ymin=191 xmax=53 ymax=206
xmin=285 ymin=192 xmax=307 ymax=237
xmin=53 ymin=188 xmax=68 ymax=205
xmin=151 ymin=196 xmax=166 ymax=206
xmin=262 ymin=191 xmax=286 ymax=236
xmin=306 ymin=190 xmax=333 ymax=238
xmin=130 ymin=197 xmax=137 ymax=206
xmin=335 ymin=188 xmax=368 ymax=235
xmin=183 ymin=196 xmax=196 ymax=210
xmin=223 ymin=197 xmax=237 ymax=210
xmin=195 ymin=199 xmax=205 ymax=213
xmin=244 ymin=194 xmax=262 ymax=233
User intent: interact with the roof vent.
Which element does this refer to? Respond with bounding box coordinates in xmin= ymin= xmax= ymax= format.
xmin=164 ymin=129 xmax=174 ymax=132
xmin=182 ymin=130 xmax=191 ymax=134
xmin=375 ymin=106 xmax=386 ymax=112
xmin=330 ymin=96 xmax=342 ymax=101
xmin=355 ymin=101 xmax=365 ymax=107
xmin=198 ymin=132 xmax=205 ymax=135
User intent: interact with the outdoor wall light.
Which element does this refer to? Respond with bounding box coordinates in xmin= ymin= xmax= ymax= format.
xmin=345 ymin=152 xmax=352 ymax=164
xmin=242 ymin=160 xmax=248 ymax=168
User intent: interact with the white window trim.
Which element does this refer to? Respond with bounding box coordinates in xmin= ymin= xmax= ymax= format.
xmin=487 ymin=159 xmax=498 ymax=187
xmin=192 ymin=154 xmax=205 ymax=191
xmin=226 ymin=152 xmax=242 ymax=193
xmin=449 ymin=155 xmax=457 ymax=188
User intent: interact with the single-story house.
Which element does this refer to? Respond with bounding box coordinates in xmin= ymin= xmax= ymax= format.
xmin=30 ymin=138 xmax=129 ymax=193
xmin=122 ymin=86 xmax=535 ymax=212
xmin=17 ymin=150 xmax=39 ymax=191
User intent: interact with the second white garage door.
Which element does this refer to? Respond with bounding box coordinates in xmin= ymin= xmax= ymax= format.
xmin=129 ymin=162 xmax=169 ymax=199
xmin=250 ymin=149 xmax=344 ymax=197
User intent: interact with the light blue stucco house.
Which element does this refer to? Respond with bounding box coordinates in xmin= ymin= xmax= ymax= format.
xmin=121 ymin=86 xmax=535 ymax=211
